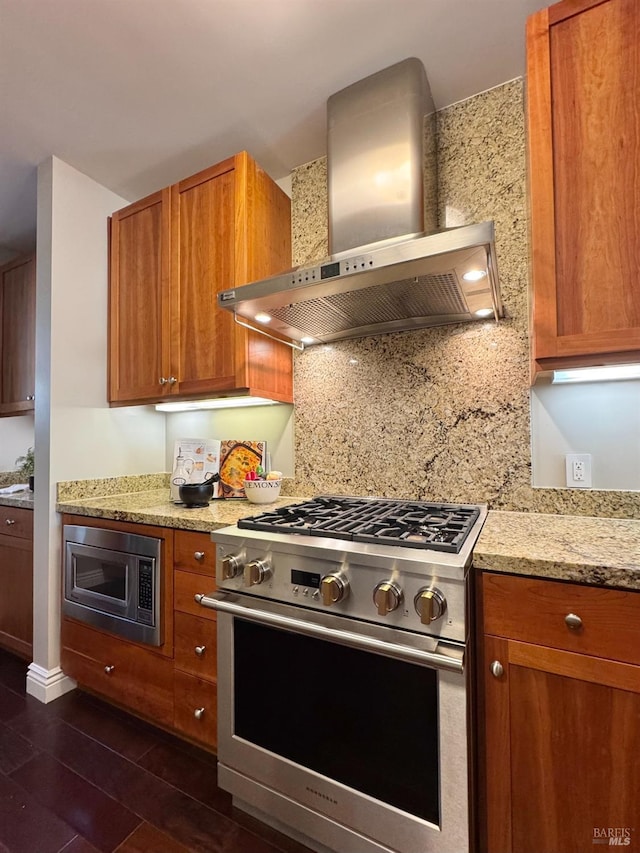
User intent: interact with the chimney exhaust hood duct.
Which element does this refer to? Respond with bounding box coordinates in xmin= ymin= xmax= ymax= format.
xmin=218 ymin=57 xmax=502 ymax=347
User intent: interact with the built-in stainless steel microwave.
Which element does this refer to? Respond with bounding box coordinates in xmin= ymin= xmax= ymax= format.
xmin=63 ymin=524 xmax=162 ymax=646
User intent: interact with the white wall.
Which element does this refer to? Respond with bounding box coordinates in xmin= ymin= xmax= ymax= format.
xmin=531 ymin=379 xmax=640 ymax=490
xmin=0 ymin=415 xmax=34 ymax=473
xmin=165 ymin=404 xmax=295 ymax=476
xmin=30 ymin=156 xmax=166 ymax=700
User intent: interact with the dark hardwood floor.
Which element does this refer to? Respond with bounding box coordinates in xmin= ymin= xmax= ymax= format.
xmin=0 ymin=647 xmax=313 ymax=853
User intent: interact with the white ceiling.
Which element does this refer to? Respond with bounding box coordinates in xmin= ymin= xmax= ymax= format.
xmin=0 ymin=0 xmax=546 ymax=258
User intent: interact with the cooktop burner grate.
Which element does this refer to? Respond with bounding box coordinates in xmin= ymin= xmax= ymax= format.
xmin=237 ymin=496 xmax=481 ymax=554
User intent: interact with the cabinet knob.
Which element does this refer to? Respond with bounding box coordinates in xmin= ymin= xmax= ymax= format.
xmin=194 ymin=645 xmax=206 ymax=657
xmin=194 ymin=707 xmax=205 ymax=720
xmin=159 ymin=376 xmax=167 ymax=385
xmin=565 ymin=613 xmax=583 ymax=630
xmin=104 ymin=665 xmax=115 ymax=675
xmin=26 ymin=395 xmax=35 ymax=401
xmin=490 ymin=660 xmax=504 ymax=678
xmin=194 ymin=551 xmax=205 ymax=561
xmin=5 ymin=518 xmax=15 ymax=526
xmin=168 ymin=376 xmax=177 ymax=385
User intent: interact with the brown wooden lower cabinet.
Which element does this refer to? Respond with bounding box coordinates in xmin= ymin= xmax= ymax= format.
xmin=173 ymin=538 xmax=218 ymax=750
xmin=478 ymin=571 xmax=640 ymax=853
xmin=0 ymin=505 xmax=33 ymax=659
xmin=174 ymin=569 xmax=217 ymax=619
xmin=173 ymin=670 xmax=218 ymax=749
xmin=60 ymin=522 xmax=219 ymax=752
xmin=61 ymin=619 xmax=175 ymax=727
xmin=174 ymin=611 xmax=217 ymax=680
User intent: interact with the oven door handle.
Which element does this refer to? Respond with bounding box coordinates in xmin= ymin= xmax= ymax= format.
xmin=199 ymin=592 xmax=464 ymax=673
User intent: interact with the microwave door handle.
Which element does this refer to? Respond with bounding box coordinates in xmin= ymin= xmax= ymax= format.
xmin=199 ymin=592 xmax=464 ymax=674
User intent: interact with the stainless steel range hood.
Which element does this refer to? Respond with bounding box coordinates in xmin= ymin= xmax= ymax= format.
xmin=218 ymin=58 xmax=502 ymax=347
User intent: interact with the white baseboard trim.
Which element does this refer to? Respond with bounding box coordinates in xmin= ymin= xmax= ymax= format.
xmin=26 ymin=663 xmax=77 ymax=703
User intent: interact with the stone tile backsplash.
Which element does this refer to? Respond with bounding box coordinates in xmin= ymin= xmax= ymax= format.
xmin=288 ymin=80 xmax=640 ymax=519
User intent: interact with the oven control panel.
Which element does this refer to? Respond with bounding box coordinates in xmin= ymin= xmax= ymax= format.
xmin=213 ymin=538 xmax=467 ymax=642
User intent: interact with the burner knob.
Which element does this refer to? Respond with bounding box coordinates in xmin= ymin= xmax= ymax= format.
xmin=221 ymin=554 xmax=243 ymax=580
xmin=244 ymin=559 xmax=271 ymax=586
xmin=414 ymin=587 xmax=447 ymax=625
xmin=373 ymin=581 xmax=403 ymax=616
xmin=320 ymin=574 xmax=349 ymax=606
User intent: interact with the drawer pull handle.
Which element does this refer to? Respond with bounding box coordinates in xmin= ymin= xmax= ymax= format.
xmin=194 ymin=593 xmax=204 ymax=604
xmin=194 ymin=645 xmax=206 ymax=657
xmin=194 ymin=707 xmax=205 ymax=720
xmin=565 ymin=613 xmax=583 ymax=630
xmin=194 ymin=551 xmax=205 ymax=561
xmin=5 ymin=519 xmax=15 ymax=526
xmin=104 ymin=665 xmax=115 ymax=674
xmin=490 ymin=660 xmax=504 ymax=678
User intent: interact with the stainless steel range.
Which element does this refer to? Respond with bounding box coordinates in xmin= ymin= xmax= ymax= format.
xmin=199 ymin=496 xmax=487 ymax=853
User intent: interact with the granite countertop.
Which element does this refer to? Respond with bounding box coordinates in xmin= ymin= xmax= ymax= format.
xmin=55 ymin=482 xmax=640 ymax=590
xmin=56 ymin=488 xmax=303 ymax=533
xmin=475 ymin=511 xmax=640 ymax=590
xmin=0 ymin=489 xmax=34 ymax=510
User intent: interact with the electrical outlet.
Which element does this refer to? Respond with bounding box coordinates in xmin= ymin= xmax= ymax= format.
xmin=565 ymin=453 xmax=592 ymax=488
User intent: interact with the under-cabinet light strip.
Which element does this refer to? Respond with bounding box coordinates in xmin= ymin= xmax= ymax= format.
xmin=552 ymin=364 xmax=640 ymax=384
xmin=155 ymin=397 xmax=279 ymax=412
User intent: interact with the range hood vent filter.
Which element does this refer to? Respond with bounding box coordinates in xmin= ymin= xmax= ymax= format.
xmin=268 ymin=272 xmax=468 ymax=340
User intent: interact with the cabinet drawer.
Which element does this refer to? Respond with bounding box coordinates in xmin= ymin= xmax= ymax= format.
xmin=482 ymin=573 xmax=640 ymax=666
xmin=174 ymin=670 xmax=217 ymax=750
xmin=175 ymin=569 xmax=217 ymax=620
xmin=174 ymin=612 xmax=217 ymax=682
xmin=61 ymin=618 xmax=174 ymax=725
xmin=0 ymin=505 xmax=33 ymax=539
xmin=174 ymin=530 xmax=216 ymax=576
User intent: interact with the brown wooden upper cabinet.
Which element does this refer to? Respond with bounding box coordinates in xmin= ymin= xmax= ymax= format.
xmin=527 ymin=0 xmax=640 ymax=380
xmin=108 ymin=151 xmax=293 ymax=405
xmin=0 ymin=254 xmax=36 ymax=417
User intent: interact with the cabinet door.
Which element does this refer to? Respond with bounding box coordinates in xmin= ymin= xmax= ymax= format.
xmin=0 ymin=255 xmax=35 ymax=416
xmin=0 ymin=534 xmax=32 ymax=659
xmin=108 ymin=189 xmax=172 ymax=403
xmin=482 ymin=635 xmax=640 ymax=853
xmin=170 ymin=158 xmax=238 ymax=396
xmin=528 ymin=0 xmax=640 ymax=374
xmin=171 ymin=152 xmax=293 ymax=402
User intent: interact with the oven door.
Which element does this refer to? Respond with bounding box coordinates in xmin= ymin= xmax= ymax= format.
xmin=65 ymin=540 xmax=135 ymax=618
xmin=205 ymin=591 xmax=469 ymax=853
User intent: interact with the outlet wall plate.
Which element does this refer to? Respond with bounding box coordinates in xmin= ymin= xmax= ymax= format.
xmin=565 ymin=453 xmax=592 ymax=488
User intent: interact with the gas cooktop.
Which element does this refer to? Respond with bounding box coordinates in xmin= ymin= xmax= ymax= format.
xmin=237 ymin=495 xmax=481 ymax=554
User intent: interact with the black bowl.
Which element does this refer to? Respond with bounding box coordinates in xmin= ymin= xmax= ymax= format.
xmin=179 ymin=480 xmax=214 ymax=507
